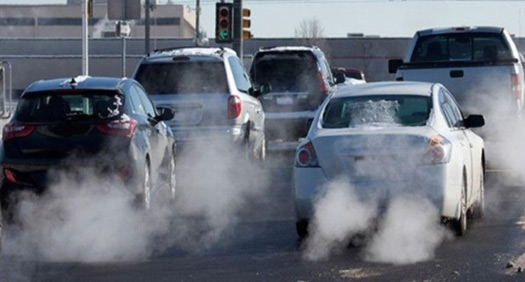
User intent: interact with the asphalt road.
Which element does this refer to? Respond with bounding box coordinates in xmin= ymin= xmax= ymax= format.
xmin=1 ymin=154 xmax=525 ymax=282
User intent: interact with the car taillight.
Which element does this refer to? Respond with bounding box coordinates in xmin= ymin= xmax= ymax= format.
xmin=4 ymin=168 xmax=16 ymax=183
xmin=318 ymin=72 xmax=329 ymax=95
xmin=96 ymin=119 xmax=138 ymax=138
xmin=2 ymin=123 xmax=35 ymax=141
xmin=296 ymin=140 xmax=320 ymax=167
xmin=424 ymin=135 xmax=452 ymax=164
xmin=227 ymin=95 xmax=242 ymax=119
xmin=511 ymin=73 xmax=522 ymax=99
xmin=118 ymin=165 xmax=130 ymax=179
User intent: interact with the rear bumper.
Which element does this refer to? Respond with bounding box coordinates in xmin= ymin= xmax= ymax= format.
xmin=0 ymin=153 xmax=139 ymax=201
xmin=265 ymin=111 xmax=316 ymax=142
xmin=169 ymin=125 xmax=246 ymax=144
xmin=294 ymin=164 xmax=460 ymax=221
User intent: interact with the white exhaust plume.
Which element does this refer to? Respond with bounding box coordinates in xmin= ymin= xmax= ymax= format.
xmin=2 ymin=140 xmax=268 ymax=262
xmin=3 ymin=169 xmax=172 ymax=262
xmin=364 ymin=194 xmax=452 ymax=265
xmin=303 ymin=178 xmax=377 ymax=261
xmin=304 ymin=179 xmax=452 ymax=264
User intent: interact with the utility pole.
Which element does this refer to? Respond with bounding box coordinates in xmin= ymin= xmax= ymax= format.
xmin=145 ymin=0 xmax=151 ymax=54
xmin=81 ymin=0 xmax=89 ymax=75
xmin=195 ymin=0 xmax=201 ymax=45
xmin=121 ymin=0 xmax=126 ymax=77
xmin=232 ymin=0 xmax=243 ymax=59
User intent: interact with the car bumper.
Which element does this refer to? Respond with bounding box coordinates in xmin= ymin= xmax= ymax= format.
xmin=170 ymin=125 xmax=246 ymax=144
xmin=294 ymin=164 xmax=461 ymax=221
xmin=265 ymin=111 xmax=316 ymax=142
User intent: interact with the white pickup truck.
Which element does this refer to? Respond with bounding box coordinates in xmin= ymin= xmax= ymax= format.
xmin=389 ymin=26 xmax=524 ymax=136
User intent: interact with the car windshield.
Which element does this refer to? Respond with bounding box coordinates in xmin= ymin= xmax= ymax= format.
xmin=16 ymin=90 xmax=123 ymax=123
xmin=252 ymin=51 xmax=318 ymax=93
xmin=135 ymin=61 xmax=229 ymax=94
xmin=411 ymin=32 xmax=512 ymax=62
xmin=322 ymin=95 xmax=432 ymax=128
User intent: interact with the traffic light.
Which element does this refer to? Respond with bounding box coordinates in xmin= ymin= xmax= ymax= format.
xmin=215 ymin=3 xmax=233 ymax=43
xmin=242 ymin=8 xmax=252 ymax=39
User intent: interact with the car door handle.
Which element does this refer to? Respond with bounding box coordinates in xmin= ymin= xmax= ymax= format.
xmin=450 ymin=70 xmax=464 ymax=78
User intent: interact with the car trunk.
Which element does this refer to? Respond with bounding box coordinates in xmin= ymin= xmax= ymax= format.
xmin=3 ymin=90 xmax=131 ymax=184
xmin=312 ymin=127 xmax=436 ymax=181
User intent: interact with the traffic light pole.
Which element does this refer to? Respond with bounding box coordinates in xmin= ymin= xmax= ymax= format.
xmin=232 ymin=0 xmax=243 ymax=59
xmin=81 ymin=0 xmax=89 ymax=75
xmin=145 ymin=0 xmax=150 ymax=54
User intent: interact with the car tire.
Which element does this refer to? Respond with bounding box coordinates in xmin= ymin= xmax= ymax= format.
xmin=136 ymin=159 xmax=152 ymax=210
xmin=472 ymin=169 xmax=485 ymax=219
xmin=454 ymin=177 xmax=468 ymax=236
xmin=296 ymin=219 xmax=309 ymax=240
xmin=167 ymin=151 xmax=177 ymax=202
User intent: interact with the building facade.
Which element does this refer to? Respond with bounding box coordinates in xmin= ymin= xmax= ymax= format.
xmin=0 ymin=1 xmax=196 ymax=39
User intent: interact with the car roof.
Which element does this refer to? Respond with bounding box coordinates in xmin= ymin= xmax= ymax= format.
xmin=22 ymin=76 xmax=128 ymax=94
xmin=417 ymin=26 xmax=503 ymax=36
xmin=145 ymin=47 xmax=236 ymax=62
xmin=256 ymin=46 xmax=320 ymax=53
xmin=332 ymin=81 xmax=434 ymax=98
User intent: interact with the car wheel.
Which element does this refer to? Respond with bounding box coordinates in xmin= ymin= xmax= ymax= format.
xmin=296 ymin=219 xmax=309 ymax=240
xmin=137 ymin=160 xmax=152 ymax=210
xmin=472 ymin=170 xmax=485 ymax=219
xmin=168 ymin=152 xmax=176 ymax=201
xmin=454 ymin=178 xmax=468 ymax=236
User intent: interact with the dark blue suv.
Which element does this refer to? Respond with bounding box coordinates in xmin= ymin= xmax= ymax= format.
xmin=0 ymin=76 xmax=177 ymax=217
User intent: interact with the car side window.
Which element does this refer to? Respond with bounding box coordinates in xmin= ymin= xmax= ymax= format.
xmin=320 ymin=57 xmax=333 ymax=85
xmin=444 ymin=90 xmax=464 ymax=127
xmin=228 ymin=56 xmax=252 ymax=93
xmin=133 ymin=84 xmax=156 ymax=118
xmin=439 ymin=90 xmax=459 ymax=128
xmin=128 ymin=86 xmax=146 ymax=115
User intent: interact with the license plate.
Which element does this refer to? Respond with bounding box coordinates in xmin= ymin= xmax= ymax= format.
xmin=276 ymin=97 xmax=294 ymax=105
xmin=173 ymin=108 xmax=201 ymax=124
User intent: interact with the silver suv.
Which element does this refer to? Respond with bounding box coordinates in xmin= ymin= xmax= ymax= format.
xmin=133 ymin=47 xmax=265 ymax=160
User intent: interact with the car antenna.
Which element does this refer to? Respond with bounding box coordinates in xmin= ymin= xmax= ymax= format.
xmin=70 ymin=77 xmax=77 ymax=88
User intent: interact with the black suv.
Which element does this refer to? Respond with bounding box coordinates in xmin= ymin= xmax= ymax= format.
xmin=249 ymin=46 xmax=341 ymax=149
xmin=0 ymin=76 xmax=176 ymax=214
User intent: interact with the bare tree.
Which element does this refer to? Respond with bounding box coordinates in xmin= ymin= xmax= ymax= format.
xmin=294 ymin=17 xmax=330 ymax=59
xmin=295 ymin=17 xmax=325 ymax=39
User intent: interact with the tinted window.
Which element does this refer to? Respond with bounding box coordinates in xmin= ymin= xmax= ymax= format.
xmin=251 ymin=51 xmax=319 ymax=93
xmin=411 ymin=32 xmax=512 ymax=62
xmin=135 ymin=61 xmax=229 ymax=95
xmin=228 ymin=56 xmax=252 ymax=93
xmin=16 ymin=91 xmax=123 ymax=122
xmin=322 ymin=95 xmax=432 ymax=128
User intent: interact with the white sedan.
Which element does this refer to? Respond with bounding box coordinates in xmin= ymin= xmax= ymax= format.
xmin=294 ymin=82 xmax=485 ymax=238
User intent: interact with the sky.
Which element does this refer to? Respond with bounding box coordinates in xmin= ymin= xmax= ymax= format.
xmin=2 ymin=0 xmax=525 ymax=38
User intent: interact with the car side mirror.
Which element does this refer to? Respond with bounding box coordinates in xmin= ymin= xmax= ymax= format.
xmin=259 ymin=83 xmax=271 ymax=95
xmin=464 ymin=114 xmax=485 ymax=128
xmin=333 ymin=72 xmax=346 ymax=84
xmin=156 ymin=106 xmax=175 ymax=121
xmin=250 ymin=87 xmax=262 ymax=98
xmin=388 ymin=59 xmax=403 ymax=74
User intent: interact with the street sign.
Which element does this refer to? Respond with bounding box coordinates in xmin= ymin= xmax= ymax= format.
xmin=108 ymin=0 xmax=141 ymax=20
xmin=116 ymin=21 xmax=131 ymax=38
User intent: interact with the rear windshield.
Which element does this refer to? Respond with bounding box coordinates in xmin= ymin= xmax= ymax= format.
xmin=322 ymin=95 xmax=432 ymax=128
xmin=135 ymin=61 xmax=229 ymax=95
xmin=411 ymin=32 xmax=512 ymax=62
xmin=252 ymin=51 xmax=319 ymax=92
xmin=16 ymin=90 xmax=123 ymax=123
